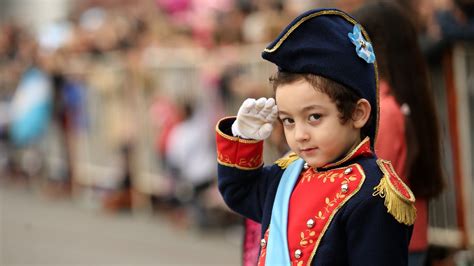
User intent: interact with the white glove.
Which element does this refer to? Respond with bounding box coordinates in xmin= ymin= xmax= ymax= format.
xmin=231 ymin=97 xmax=278 ymax=140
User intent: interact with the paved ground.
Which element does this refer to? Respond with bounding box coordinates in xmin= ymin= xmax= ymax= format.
xmin=0 ymin=186 xmax=241 ymax=266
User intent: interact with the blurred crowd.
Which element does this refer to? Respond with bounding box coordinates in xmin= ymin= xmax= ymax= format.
xmin=0 ymin=0 xmax=473 ymax=243
xmin=0 ymin=0 xmax=300 ymax=229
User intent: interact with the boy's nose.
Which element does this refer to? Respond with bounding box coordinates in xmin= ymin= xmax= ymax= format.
xmin=294 ymin=124 xmax=310 ymax=142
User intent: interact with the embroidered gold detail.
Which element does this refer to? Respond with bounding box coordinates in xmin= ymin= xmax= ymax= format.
xmin=335 ymin=191 xmax=347 ymax=200
xmin=319 ymin=172 xmax=341 ymax=183
xmin=302 ymin=168 xmax=358 ymax=184
xmin=299 ymin=229 xmax=316 ymax=247
xmin=373 ymin=159 xmax=416 ymax=225
xmin=275 ymin=152 xmax=299 ymax=169
xmin=315 ymin=210 xmax=325 ymax=220
xmin=217 ymin=149 xmax=263 ymax=170
xmin=301 ymin=169 xmax=317 ymax=182
xmin=375 ymin=160 xmax=415 ymax=202
xmin=309 ymin=169 xmax=360 ymax=222
xmin=217 ymin=153 xmax=263 ymax=170
xmin=344 ymin=175 xmax=358 ymax=183
xmin=239 ymin=155 xmax=262 ymax=167
xmin=217 ymin=151 xmax=232 ymax=165
xmin=323 ymin=191 xmax=349 ymax=214
xmin=307 ymin=164 xmax=366 ymax=264
xmin=293 ymin=166 xmax=360 ymax=265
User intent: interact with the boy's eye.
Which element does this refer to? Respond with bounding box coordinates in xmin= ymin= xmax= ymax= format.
xmin=309 ymin=114 xmax=322 ymax=121
xmin=280 ymin=117 xmax=294 ymax=126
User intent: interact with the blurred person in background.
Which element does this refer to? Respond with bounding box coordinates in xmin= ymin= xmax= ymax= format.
xmin=5 ymin=33 xmax=54 ymax=185
xmin=48 ymin=69 xmax=74 ymax=194
xmin=148 ymin=94 xmax=184 ymax=211
xmin=415 ymin=0 xmax=474 ymax=62
xmin=333 ymin=0 xmax=366 ymax=12
xmin=101 ymin=40 xmax=148 ymax=211
xmin=353 ymin=2 xmax=445 ymax=265
xmin=42 ymin=48 xmax=88 ymax=197
xmin=165 ymin=96 xmax=221 ymax=228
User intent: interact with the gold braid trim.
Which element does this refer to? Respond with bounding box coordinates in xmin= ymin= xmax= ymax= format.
xmin=274 ymin=152 xmax=299 ymax=169
xmin=373 ymin=176 xmax=417 ymax=225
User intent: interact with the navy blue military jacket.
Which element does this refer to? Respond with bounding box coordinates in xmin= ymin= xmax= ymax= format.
xmin=216 ymin=117 xmax=415 ymax=266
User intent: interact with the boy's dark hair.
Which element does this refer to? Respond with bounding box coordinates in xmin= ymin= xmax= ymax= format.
xmin=270 ymin=71 xmax=371 ymax=139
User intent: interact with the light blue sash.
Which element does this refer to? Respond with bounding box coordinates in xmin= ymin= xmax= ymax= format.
xmin=265 ymin=158 xmax=304 ymax=265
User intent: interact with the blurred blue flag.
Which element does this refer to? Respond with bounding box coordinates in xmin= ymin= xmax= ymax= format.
xmin=9 ymin=67 xmax=52 ymax=146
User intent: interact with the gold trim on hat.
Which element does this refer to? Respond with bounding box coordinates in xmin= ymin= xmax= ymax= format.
xmin=264 ymin=10 xmax=359 ymax=53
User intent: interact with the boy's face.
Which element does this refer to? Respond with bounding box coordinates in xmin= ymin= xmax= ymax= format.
xmin=276 ymin=79 xmax=361 ymax=168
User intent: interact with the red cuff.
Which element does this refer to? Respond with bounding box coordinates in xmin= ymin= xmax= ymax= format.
xmin=216 ymin=117 xmax=264 ymax=170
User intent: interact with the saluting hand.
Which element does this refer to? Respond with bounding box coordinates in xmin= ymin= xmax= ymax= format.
xmin=232 ymin=97 xmax=278 ymax=140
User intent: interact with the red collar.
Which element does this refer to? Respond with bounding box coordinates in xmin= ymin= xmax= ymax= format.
xmin=320 ymin=137 xmax=373 ymax=169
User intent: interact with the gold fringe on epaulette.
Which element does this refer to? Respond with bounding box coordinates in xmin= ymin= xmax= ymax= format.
xmin=373 ymin=176 xmax=417 ymax=226
xmin=274 ymin=153 xmax=299 ymax=169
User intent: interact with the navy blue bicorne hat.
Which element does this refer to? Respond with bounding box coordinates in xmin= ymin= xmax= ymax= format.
xmin=262 ymin=8 xmax=379 ymax=147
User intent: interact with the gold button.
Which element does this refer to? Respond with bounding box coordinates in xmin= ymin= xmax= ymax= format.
xmin=260 ymin=239 xmax=266 ymax=248
xmin=294 ymin=249 xmax=302 ymax=259
xmin=306 ymin=218 xmax=315 ymax=228
xmin=341 ymin=183 xmax=349 ymax=193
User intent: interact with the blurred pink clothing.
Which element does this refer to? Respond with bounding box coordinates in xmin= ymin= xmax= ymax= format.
xmin=149 ymin=97 xmax=182 ymax=156
xmin=375 ymin=81 xmax=428 ymax=252
xmin=243 ymin=219 xmax=261 ymax=266
xmin=156 ymin=0 xmax=190 ymax=15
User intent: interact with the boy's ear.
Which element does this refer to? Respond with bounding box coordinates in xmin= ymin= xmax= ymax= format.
xmin=352 ymin=99 xmax=371 ymax=129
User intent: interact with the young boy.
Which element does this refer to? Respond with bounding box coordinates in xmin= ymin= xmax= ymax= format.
xmin=215 ymin=8 xmax=416 ymax=266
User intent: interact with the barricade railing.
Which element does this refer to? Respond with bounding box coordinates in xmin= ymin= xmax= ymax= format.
xmin=46 ymin=45 xmax=275 ymax=207
xmin=428 ymin=42 xmax=474 ymax=249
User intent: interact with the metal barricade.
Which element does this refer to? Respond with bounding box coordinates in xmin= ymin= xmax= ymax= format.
xmin=64 ymin=45 xmax=274 ymax=205
xmin=428 ymin=43 xmax=474 ymax=249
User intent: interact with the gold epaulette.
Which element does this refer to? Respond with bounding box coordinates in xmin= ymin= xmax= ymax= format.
xmin=373 ymin=159 xmax=416 ymax=226
xmin=274 ymin=152 xmax=299 ymax=169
